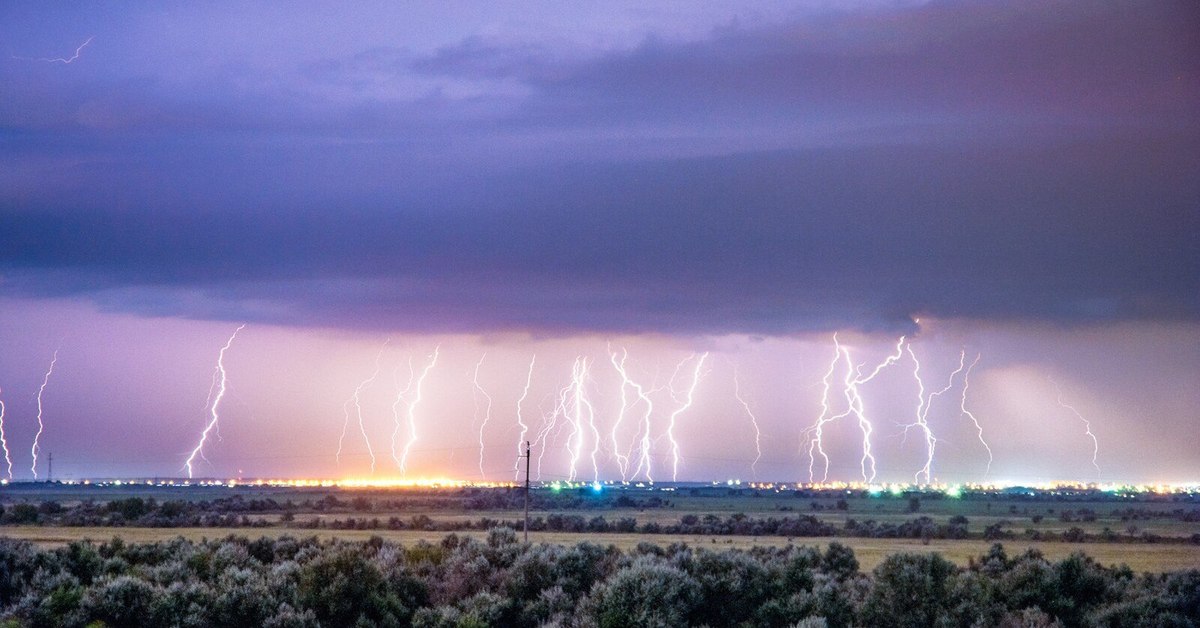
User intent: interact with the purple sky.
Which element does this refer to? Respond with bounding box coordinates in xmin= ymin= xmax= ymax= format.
xmin=0 ymin=1 xmax=1197 ymax=482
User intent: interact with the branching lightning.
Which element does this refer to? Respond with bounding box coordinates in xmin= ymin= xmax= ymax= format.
xmin=513 ymin=356 xmax=535 ymax=480
xmin=564 ymin=357 xmax=596 ymax=482
xmin=732 ymin=364 xmax=762 ymax=478
xmin=184 ymin=325 xmax=244 ymax=479
xmin=900 ymin=346 xmax=968 ymax=484
xmin=1051 ymin=377 xmax=1101 ymax=480
xmin=30 ymin=349 xmax=60 ymax=479
xmin=13 ymin=36 xmax=94 ymax=64
xmin=607 ymin=346 xmax=635 ymax=481
xmin=666 ymin=352 xmax=708 ymax=482
xmin=959 ymin=354 xmax=993 ymax=475
xmin=471 ymin=354 xmax=493 ymax=479
xmin=804 ymin=335 xmax=903 ymax=484
xmin=397 ymin=346 xmax=439 ymax=475
xmin=0 ymin=387 xmax=12 ymax=480
xmin=533 ymin=378 xmax=572 ymax=480
xmin=337 ymin=340 xmax=388 ymax=473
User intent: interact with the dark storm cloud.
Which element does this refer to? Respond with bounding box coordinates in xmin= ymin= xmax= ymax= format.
xmin=1 ymin=1 xmax=1197 ymax=334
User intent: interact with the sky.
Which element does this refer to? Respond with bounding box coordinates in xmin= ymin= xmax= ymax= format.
xmin=0 ymin=1 xmax=1197 ymax=484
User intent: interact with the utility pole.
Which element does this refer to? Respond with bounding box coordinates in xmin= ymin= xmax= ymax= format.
xmin=523 ymin=441 xmax=531 ymax=543
xmin=47 ymin=452 xmax=52 ymax=483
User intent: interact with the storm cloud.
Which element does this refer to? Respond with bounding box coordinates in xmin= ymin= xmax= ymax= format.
xmin=2 ymin=0 xmax=1197 ymax=335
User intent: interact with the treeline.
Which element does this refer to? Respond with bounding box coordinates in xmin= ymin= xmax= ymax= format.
xmin=8 ymin=499 xmax=1199 ymax=545
xmin=1 ymin=532 xmax=1197 ymax=627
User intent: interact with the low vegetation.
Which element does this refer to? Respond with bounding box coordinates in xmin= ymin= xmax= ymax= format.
xmin=0 ymin=530 xmax=1197 ymax=627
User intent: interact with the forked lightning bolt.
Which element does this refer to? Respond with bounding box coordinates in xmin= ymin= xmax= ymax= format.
xmin=397 ymin=346 xmax=439 ymax=475
xmin=184 ymin=325 xmax=244 ymax=479
xmin=607 ymin=346 xmax=636 ymax=481
xmin=513 ymin=356 xmax=535 ymax=480
xmin=471 ymin=354 xmax=493 ymax=479
xmin=901 ymin=346 xmax=967 ymax=484
xmin=30 ymin=349 xmax=60 ymax=479
xmin=1050 ymin=377 xmax=1101 ymax=480
xmin=959 ymin=354 xmax=993 ymax=475
xmin=0 ymin=387 xmax=12 ymax=480
xmin=732 ymin=365 xmax=762 ymax=478
xmin=337 ymin=340 xmax=388 ymax=473
xmin=666 ymin=352 xmax=708 ymax=482
xmin=805 ymin=335 xmax=903 ymax=484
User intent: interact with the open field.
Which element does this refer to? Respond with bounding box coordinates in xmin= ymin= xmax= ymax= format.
xmin=2 ymin=525 xmax=1199 ymax=573
xmin=4 ymin=482 xmax=1198 ymax=573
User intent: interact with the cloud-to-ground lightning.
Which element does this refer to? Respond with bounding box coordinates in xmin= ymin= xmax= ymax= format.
xmin=731 ymin=364 xmax=762 ymax=478
xmin=666 ymin=352 xmax=708 ymax=482
xmin=513 ymin=356 xmax=535 ymax=480
xmin=0 ymin=387 xmax=11 ymax=480
xmin=607 ymin=346 xmax=637 ymax=481
xmin=30 ymin=349 xmax=60 ymax=479
xmin=900 ymin=347 xmax=968 ymax=484
xmin=804 ymin=335 xmax=903 ymax=484
xmin=13 ymin=36 xmax=94 ymax=64
xmin=805 ymin=337 xmax=842 ymax=483
xmin=902 ymin=344 xmax=938 ymax=484
xmin=1050 ymin=377 xmax=1101 ymax=480
xmin=397 ymin=346 xmax=439 ymax=475
xmin=959 ymin=353 xmax=993 ymax=475
xmin=184 ymin=325 xmax=244 ymax=479
xmin=337 ymin=340 xmax=388 ymax=473
xmin=471 ymin=354 xmax=493 ymax=479
xmin=533 ymin=377 xmax=572 ymax=480
xmin=563 ymin=357 xmax=597 ymax=482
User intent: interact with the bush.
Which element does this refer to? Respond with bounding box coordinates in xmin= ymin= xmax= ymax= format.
xmin=583 ymin=559 xmax=701 ymax=628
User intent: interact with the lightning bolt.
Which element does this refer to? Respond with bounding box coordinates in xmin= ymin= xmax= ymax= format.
xmin=905 ymin=348 xmax=967 ymax=484
xmin=732 ymin=364 xmax=762 ymax=479
xmin=0 ymin=387 xmax=12 ymax=480
xmin=337 ymin=340 xmax=388 ymax=473
xmin=607 ymin=346 xmax=635 ymax=481
xmin=533 ymin=378 xmax=572 ymax=480
xmin=29 ymin=349 xmax=60 ymax=479
xmin=513 ymin=356 xmax=535 ymax=480
xmin=666 ymin=352 xmax=708 ymax=482
xmin=959 ymin=353 xmax=993 ymax=476
xmin=184 ymin=325 xmax=244 ymax=479
xmin=471 ymin=354 xmax=493 ymax=479
xmin=13 ymin=36 xmax=94 ymax=64
xmin=1050 ymin=377 xmax=1101 ymax=480
xmin=397 ymin=346 xmax=439 ymax=475
xmin=805 ymin=336 xmax=842 ymax=483
xmin=564 ymin=357 xmax=594 ymax=482
xmin=804 ymin=335 xmax=903 ymax=484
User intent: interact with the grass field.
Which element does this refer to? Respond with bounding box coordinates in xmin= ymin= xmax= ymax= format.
xmin=3 ymin=525 xmax=1198 ymax=573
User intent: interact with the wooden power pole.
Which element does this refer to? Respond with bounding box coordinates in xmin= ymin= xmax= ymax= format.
xmin=523 ymin=441 xmax=531 ymax=543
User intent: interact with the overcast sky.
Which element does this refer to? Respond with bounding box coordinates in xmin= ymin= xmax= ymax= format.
xmin=1 ymin=1 xmax=1196 ymax=483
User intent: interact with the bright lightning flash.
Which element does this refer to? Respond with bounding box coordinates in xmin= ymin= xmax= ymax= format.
xmin=666 ymin=352 xmax=708 ymax=482
xmin=471 ymin=354 xmax=493 ymax=479
xmin=337 ymin=340 xmax=388 ymax=473
xmin=805 ymin=335 xmax=903 ymax=484
xmin=184 ymin=325 xmax=244 ymax=479
xmin=732 ymin=364 xmax=763 ymax=478
xmin=959 ymin=354 xmax=994 ymax=475
xmin=0 ymin=387 xmax=12 ymax=480
xmin=398 ymin=346 xmax=439 ymax=475
xmin=513 ymin=356 xmax=535 ymax=480
xmin=30 ymin=349 xmax=60 ymax=479
xmin=1051 ymin=377 xmax=1101 ymax=480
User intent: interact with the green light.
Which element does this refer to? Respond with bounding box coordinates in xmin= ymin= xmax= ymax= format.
xmin=945 ymin=485 xmax=962 ymax=498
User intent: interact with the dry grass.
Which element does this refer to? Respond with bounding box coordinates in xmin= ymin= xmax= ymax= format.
xmin=3 ymin=526 xmax=1197 ymax=573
